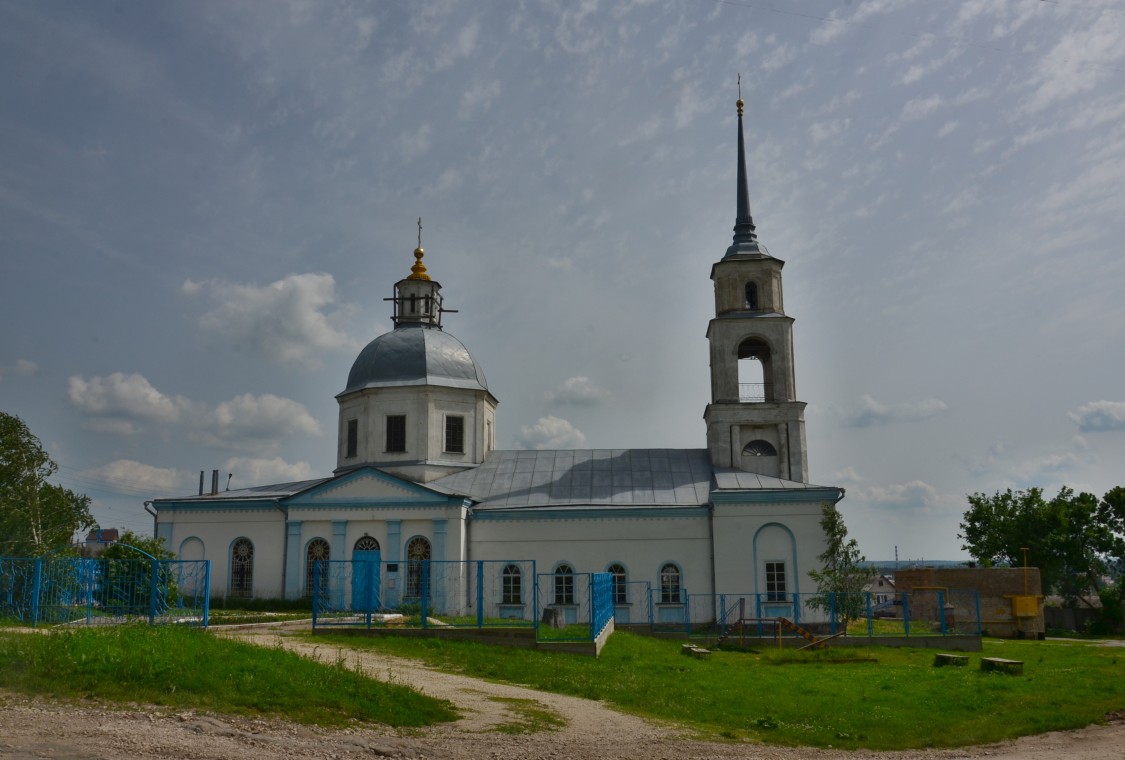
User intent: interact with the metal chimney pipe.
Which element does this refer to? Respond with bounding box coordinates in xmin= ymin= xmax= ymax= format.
xmin=199 ymin=471 xmax=204 ymax=496
xmin=211 ymin=469 xmax=219 ymax=495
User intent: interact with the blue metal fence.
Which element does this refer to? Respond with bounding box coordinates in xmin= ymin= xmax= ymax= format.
xmin=535 ymin=571 xmax=614 ymax=643
xmin=312 ymin=559 xmax=537 ymax=629
xmin=650 ymin=589 xmax=981 ymax=639
xmin=0 ymin=554 xmax=210 ymax=627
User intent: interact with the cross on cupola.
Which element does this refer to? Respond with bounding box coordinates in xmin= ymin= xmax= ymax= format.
xmin=386 ymin=218 xmax=458 ymax=328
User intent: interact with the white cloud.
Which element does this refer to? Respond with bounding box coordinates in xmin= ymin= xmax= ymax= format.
xmin=458 ymin=79 xmax=501 ymax=120
xmin=89 ymin=459 xmax=185 ymax=493
xmin=515 ymin=416 xmax=587 ymax=450
xmin=68 ymin=372 xmax=184 ymax=427
xmin=808 ymin=118 xmax=850 ymax=144
xmin=190 ymin=393 xmax=322 ymax=450
xmin=435 ymin=20 xmax=480 ymax=70
xmin=544 ymin=376 xmax=611 ymax=406
xmin=0 ymin=358 xmax=39 ymax=382
xmin=185 ymin=273 xmax=357 ymax=366
xmin=1069 ymin=401 xmax=1125 ymax=432
xmin=1024 ymin=13 xmax=1125 ymax=114
xmin=866 ymin=480 xmax=939 ymax=509
xmin=833 ymin=467 xmax=864 ymax=485
xmin=222 ymin=456 xmax=316 ymax=487
xmin=844 ymin=394 xmax=948 ymax=428
xmin=399 ymin=123 xmax=433 ymax=160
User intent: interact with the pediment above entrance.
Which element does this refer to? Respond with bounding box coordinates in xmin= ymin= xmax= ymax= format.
xmin=312 ymin=474 xmax=418 ymax=500
xmin=285 ymin=467 xmax=456 ymax=508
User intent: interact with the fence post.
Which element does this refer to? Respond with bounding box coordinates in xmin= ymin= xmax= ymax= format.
xmin=866 ymin=592 xmax=873 ymax=637
xmin=149 ymin=560 xmax=159 ymax=625
xmin=719 ymin=594 xmax=727 ymax=638
xmin=476 ymin=560 xmax=484 ymax=628
xmin=588 ymin=573 xmax=594 ymax=641
xmin=938 ymin=590 xmax=947 ymax=635
xmin=85 ymin=558 xmax=94 ymax=625
xmin=903 ymin=592 xmax=911 ymax=636
xmin=829 ymin=592 xmax=837 ymax=635
xmin=974 ymin=590 xmax=982 ymax=636
xmin=311 ymin=561 xmax=319 ymax=629
xmin=30 ymin=558 xmax=42 ymax=628
xmin=421 ymin=562 xmax=429 ymax=629
xmin=202 ymin=561 xmax=211 ymax=628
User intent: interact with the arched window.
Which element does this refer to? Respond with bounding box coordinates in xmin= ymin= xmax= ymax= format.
xmin=660 ymin=563 xmax=682 ymax=604
xmin=745 ymin=281 xmax=759 ymax=310
xmin=405 ymin=536 xmax=431 ymax=598
xmin=607 ymin=563 xmax=628 ymax=604
xmin=737 ymin=337 xmax=771 ymax=402
xmin=305 ymin=538 xmax=330 ymax=597
xmin=353 ymin=536 xmax=380 ymax=552
xmin=743 ymin=439 xmax=778 ymax=457
xmin=502 ymin=564 xmax=522 ymax=605
xmin=553 ymin=564 xmax=575 ymax=605
xmin=230 ymin=538 xmax=253 ymax=598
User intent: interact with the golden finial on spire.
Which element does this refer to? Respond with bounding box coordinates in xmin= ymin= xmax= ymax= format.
xmin=737 ymin=73 xmax=744 ymax=116
xmin=408 ymin=217 xmax=430 ymax=280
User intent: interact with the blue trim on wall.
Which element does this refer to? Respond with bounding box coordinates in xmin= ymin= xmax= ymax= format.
xmin=386 ymin=520 xmax=402 ymax=562
xmin=471 ymin=506 xmax=709 ymax=522
xmin=284 ymin=521 xmax=302 ymax=600
xmin=710 ymin=488 xmax=842 ymax=505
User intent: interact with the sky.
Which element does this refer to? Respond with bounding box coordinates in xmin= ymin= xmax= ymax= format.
xmin=2 ymin=0 xmax=1124 ymax=562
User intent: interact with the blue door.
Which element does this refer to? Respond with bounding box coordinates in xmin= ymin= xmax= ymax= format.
xmin=351 ymin=550 xmax=381 ymax=612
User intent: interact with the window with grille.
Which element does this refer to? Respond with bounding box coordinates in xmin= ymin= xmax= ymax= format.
xmin=502 ymin=564 xmax=522 ymax=604
xmin=660 ymin=563 xmax=682 ymax=604
xmin=386 ymin=415 xmax=406 ymax=453
xmin=445 ymin=415 xmax=464 ymax=453
xmin=305 ymin=539 xmax=330 ymax=598
xmin=766 ymin=561 xmax=787 ymax=602
xmin=230 ymin=538 xmax=253 ymax=598
xmin=553 ymin=564 xmax=575 ymax=605
xmin=607 ymin=563 xmax=628 ymax=604
xmin=405 ymin=536 xmax=431 ymax=598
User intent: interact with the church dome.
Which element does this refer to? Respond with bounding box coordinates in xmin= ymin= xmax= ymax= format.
xmin=341 ymin=323 xmax=489 ymax=396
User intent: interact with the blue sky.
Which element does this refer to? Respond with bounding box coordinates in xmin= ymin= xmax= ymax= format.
xmin=2 ymin=0 xmax=1124 ymax=561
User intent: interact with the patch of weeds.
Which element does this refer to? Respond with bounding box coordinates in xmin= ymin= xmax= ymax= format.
xmin=752 ymin=714 xmax=778 ymax=730
xmin=487 ymin=696 xmax=567 ymax=734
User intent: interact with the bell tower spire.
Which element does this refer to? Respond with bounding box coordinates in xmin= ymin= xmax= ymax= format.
xmin=728 ymin=75 xmax=762 ymax=257
xmin=704 ymin=86 xmax=809 ymax=482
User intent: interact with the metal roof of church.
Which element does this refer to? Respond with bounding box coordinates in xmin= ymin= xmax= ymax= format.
xmin=429 ymin=448 xmax=828 ymax=509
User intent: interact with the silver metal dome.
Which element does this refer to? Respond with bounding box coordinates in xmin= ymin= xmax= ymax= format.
xmin=341 ymin=324 xmax=489 ymax=395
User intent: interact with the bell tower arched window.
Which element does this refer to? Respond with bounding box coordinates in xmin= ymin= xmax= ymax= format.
xmin=737 ymin=338 xmax=771 ymax=403
xmin=745 ymin=281 xmax=759 ymax=310
xmin=743 ymin=439 xmax=777 ymax=457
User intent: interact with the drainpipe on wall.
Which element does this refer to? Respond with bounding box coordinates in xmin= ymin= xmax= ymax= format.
xmin=144 ymin=501 xmax=156 ymax=537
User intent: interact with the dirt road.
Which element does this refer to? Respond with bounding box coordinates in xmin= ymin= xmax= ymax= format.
xmin=1 ymin=629 xmax=1123 ymax=760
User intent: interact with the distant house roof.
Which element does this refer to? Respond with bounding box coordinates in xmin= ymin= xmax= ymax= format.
xmin=85 ymin=528 xmax=119 ymax=542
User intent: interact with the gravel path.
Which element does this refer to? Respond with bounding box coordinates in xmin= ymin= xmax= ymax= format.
xmin=1 ymin=629 xmax=1123 ymax=760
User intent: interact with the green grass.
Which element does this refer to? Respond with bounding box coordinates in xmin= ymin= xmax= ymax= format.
xmin=0 ymin=625 xmax=457 ymax=728
xmin=485 ymin=695 xmax=568 ymax=734
xmin=313 ymin=631 xmax=1125 ymax=749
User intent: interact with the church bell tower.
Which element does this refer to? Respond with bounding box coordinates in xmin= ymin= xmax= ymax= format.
xmin=704 ymin=93 xmax=809 ymax=482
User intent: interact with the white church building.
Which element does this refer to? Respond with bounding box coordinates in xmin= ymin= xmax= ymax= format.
xmin=152 ymin=96 xmax=845 ymax=623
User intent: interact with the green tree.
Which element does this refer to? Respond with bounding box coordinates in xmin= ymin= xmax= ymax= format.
xmin=0 ymin=411 xmax=93 ymax=556
xmin=959 ymin=486 xmax=1121 ymax=607
xmin=807 ymin=502 xmax=874 ymax=625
